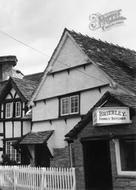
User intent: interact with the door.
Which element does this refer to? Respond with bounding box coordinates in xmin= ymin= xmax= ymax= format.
xmin=35 ymin=144 xmax=51 ymax=167
xmin=83 ymin=140 xmax=113 ymax=190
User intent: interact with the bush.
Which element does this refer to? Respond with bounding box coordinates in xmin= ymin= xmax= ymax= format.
xmin=2 ymin=154 xmax=18 ymax=165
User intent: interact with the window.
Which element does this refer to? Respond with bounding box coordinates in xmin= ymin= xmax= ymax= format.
xmin=115 ymin=139 xmax=136 ymax=175
xmin=5 ymin=140 xmax=21 ymax=163
xmin=60 ymin=95 xmax=79 ymax=116
xmin=5 ymin=103 xmax=13 ymax=118
xmin=15 ymin=102 xmax=21 ymax=117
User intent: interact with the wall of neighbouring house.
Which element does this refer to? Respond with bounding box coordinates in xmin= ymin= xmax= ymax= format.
xmin=2 ymin=64 xmax=13 ymax=81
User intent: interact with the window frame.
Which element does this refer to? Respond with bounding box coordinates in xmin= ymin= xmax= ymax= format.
xmin=5 ymin=102 xmax=13 ymax=118
xmin=60 ymin=94 xmax=79 ymax=116
xmin=115 ymin=139 xmax=136 ymax=176
xmin=15 ymin=101 xmax=21 ymax=117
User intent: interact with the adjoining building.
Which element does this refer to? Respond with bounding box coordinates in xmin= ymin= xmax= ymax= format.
xmin=0 ymin=55 xmax=43 ymax=165
xmin=66 ymin=91 xmax=136 ymax=190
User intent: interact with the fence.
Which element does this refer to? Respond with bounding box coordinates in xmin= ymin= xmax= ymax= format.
xmin=0 ymin=166 xmax=76 ymax=190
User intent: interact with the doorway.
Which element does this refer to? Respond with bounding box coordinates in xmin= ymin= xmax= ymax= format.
xmin=83 ymin=140 xmax=113 ymax=190
xmin=35 ymin=144 xmax=51 ymax=167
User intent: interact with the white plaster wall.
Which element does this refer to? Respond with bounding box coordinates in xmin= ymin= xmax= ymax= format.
xmin=51 ymin=36 xmax=89 ymax=72
xmin=36 ymin=64 xmax=108 ymax=101
xmin=33 ymin=86 xmax=110 ymax=121
xmin=80 ymin=86 xmax=110 ymax=115
xmin=32 ymin=98 xmax=58 ymax=121
xmin=47 ymin=133 xmax=55 ymax=155
xmin=5 ymin=122 xmax=12 ymax=138
xmin=23 ymin=121 xmax=31 ymax=135
xmin=14 ymin=122 xmax=21 ymax=137
xmin=32 ymin=121 xmax=53 ymax=133
xmin=0 ymin=123 xmax=3 ymax=133
xmin=32 ymin=117 xmax=80 ymax=148
xmin=5 ymin=88 xmax=16 ymax=99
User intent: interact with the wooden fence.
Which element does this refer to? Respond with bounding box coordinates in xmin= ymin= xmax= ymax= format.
xmin=0 ymin=166 xmax=76 ymax=190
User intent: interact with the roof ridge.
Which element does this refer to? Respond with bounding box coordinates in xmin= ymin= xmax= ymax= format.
xmin=68 ymin=29 xmax=136 ymax=54
xmin=24 ymin=71 xmax=43 ymax=77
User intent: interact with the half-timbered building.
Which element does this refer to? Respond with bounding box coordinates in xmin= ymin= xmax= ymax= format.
xmin=0 ymin=72 xmax=43 ymax=165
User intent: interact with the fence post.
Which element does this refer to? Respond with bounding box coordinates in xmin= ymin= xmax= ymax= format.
xmin=13 ymin=166 xmax=17 ymax=190
xmin=40 ymin=168 xmax=44 ymax=190
xmin=72 ymin=168 xmax=76 ymax=190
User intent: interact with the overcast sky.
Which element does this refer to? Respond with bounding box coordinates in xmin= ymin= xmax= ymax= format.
xmin=0 ymin=0 xmax=136 ymax=75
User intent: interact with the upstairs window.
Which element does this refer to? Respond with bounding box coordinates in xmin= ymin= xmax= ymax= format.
xmin=5 ymin=103 xmax=13 ymax=118
xmin=60 ymin=94 xmax=79 ymax=116
xmin=15 ymin=102 xmax=21 ymax=117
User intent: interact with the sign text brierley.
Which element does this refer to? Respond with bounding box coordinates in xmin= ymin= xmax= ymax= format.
xmin=93 ymin=107 xmax=131 ymax=126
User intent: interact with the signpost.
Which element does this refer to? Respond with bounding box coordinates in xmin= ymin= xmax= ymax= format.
xmin=93 ymin=107 xmax=131 ymax=126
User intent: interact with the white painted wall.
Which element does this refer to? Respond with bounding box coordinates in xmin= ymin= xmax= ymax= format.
xmin=33 ymin=86 xmax=110 ymax=122
xmin=32 ymin=117 xmax=81 ymax=148
xmin=51 ymin=36 xmax=89 ymax=72
xmin=14 ymin=122 xmax=21 ymax=137
xmin=36 ymin=64 xmax=109 ymax=101
xmin=23 ymin=121 xmax=31 ymax=135
xmin=31 ymin=34 xmax=115 ymax=150
xmin=0 ymin=123 xmax=3 ymax=133
xmin=32 ymin=98 xmax=59 ymax=121
xmin=5 ymin=122 xmax=12 ymax=138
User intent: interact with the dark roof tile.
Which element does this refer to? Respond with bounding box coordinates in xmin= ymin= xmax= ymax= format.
xmin=67 ymin=29 xmax=136 ymax=94
xmin=20 ymin=130 xmax=54 ymax=144
xmin=24 ymin=72 xmax=44 ymax=83
xmin=12 ymin=77 xmax=38 ymax=101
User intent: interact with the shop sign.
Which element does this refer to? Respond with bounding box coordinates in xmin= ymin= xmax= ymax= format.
xmin=93 ymin=107 xmax=131 ymax=126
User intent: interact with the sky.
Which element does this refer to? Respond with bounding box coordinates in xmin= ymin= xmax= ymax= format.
xmin=0 ymin=0 xmax=136 ymax=75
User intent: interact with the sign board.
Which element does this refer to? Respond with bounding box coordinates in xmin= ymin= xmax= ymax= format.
xmin=93 ymin=107 xmax=131 ymax=126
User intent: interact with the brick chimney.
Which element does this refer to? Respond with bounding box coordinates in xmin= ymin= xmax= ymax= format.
xmin=0 ymin=55 xmax=18 ymax=81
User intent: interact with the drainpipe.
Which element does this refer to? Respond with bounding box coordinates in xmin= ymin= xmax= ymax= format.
xmin=65 ymin=137 xmax=73 ymax=167
xmin=69 ymin=143 xmax=73 ymax=167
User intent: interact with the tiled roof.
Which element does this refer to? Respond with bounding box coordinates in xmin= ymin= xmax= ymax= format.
xmin=20 ymin=130 xmax=54 ymax=144
xmin=65 ymin=91 xmax=136 ymax=139
xmin=66 ymin=28 xmax=136 ymax=94
xmin=24 ymin=72 xmax=44 ymax=83
xmin=12 ymin=77 xmax=39 ymax=101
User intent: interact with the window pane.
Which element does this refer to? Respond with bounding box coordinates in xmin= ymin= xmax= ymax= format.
xmin=61 ymin=97 xmax=69 ymax=115
xmin=70 ymin=95 xmax=79 ymax=114
xmin=5 ymin=141 xmax=21 ymax=163
xmin=15 ymin=102 xmax=21 ymax=117
xmin=119 ymin=139 xmax=136 ymax=171
xmin=5 ymin=103 xmax=13 ymax=118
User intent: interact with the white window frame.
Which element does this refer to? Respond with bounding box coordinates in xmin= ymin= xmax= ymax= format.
xmin=5 ymin=140 xmax=21 ymax=163
xmin=115 ymin=139 xmax=136 ymax=176
xmin=15 ymin=101 xmax=21 ymax=117
xmin=60 ymin=95 xmax=79 ymax=116
xmin=5 ymin=102 xmax=13 ymax=118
